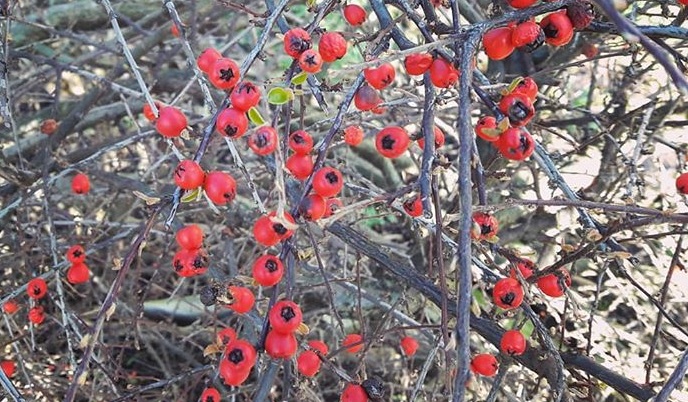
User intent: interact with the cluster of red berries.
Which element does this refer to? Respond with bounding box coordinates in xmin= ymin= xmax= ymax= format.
xmin=66 ymin=244 xmax=90 ymax=285
xmin=24 ymin=277 xmax=47 ymax=325
xmin=283 ymin=27 xmax=347 ymax=75
xmin=172 ymin=224 xmax=209 ymax=277
xmin=175 ymin=160 xmax=238 ymax=206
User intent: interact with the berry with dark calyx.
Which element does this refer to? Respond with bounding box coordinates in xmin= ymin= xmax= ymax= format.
xmin=319 ymin=32 xmax=347 ymax=62
xmin=343 ymin=125 xmax=364 ymax=146
xmin=216 ymin=107 xmax=248 ymax=139
xmin=66 ymin=262 xmax=90 ymax=284
xmin=265 ymin=329 xmax=298 ymax=359
xmin=567 ymin=0 xmax=595 ymax=30
xmin=537 ymin=268 xmax=572 ymax=297
xmin=677 ymin=172 xmax=688 ymax=194
xmin=176 ymin=224 xmax=204 ymax=250
xmin=470 ymin=212 xmax=499 ymax=240
xmin=470 ymin=353 xmax=499 ymax=377
xmin=324 ymin=198 xmax=343 ymax=218
xmin=284 ymin=28 xmax=312 ymax=58
xmin=500 ymin=329 xmax=527 ymax=356
xmin=312 ymin=167 xmax=344 ymax=198
xmin=492 ymin=277 xmax=524 ymax=310
xmin=506 ymin=0 xmax=537 ymax=8
xmin=341 ymin=383 xmax=369 ymax=402
xmin=268 ymin=300 xmax=303 ymax=334
xmin=269 ymin=210 xmax=296 ymax=241
xmin=289 ymin=130 xmax=314 ymax=155
xmin=203 ymin=171 xmax=237 ymax=205
xmin=429 ymin=57 xmax=459 ymax=88
xmin=299 ymin=49 xmax=323 ymax=74
xmin=496 ymin=127 xmax=535 ymax=161
xmin=342 ymin=333 xmax=364 ymax=353
xmin=252 ymin=254 xmax=284 ymax=287
xmin=226 ymin=286 xmax=255 ymax=313
xmin=417 ymin=126 xmax=446 ymax=149
xmin=66 ymin=245 xmax=86 ymax=264
xmin=286 ymin=153 xmax=314 ymax=180
xmin=28 ymin=305 xmax=45 ymax=325
xmin=230 ymin=81 xmax=261 ymax=112
xmin=253 ymin=212 xmax=296 ymax=246
xmin=174 ymin=159 xmax=205 ymax=190
xmin=208 ymin=57 xmax=241 ymax=90
xmin=343 ymin=4 xmax=367 ymax=26
xmin=27 ymin=278 xmax=48 ymax=299
xmin=219 ymin=339 xmax=256 ymax=385
xmin=364 ymin=63 xmax=396 ymax=90
xmin=155 ymin=106 xmax=188 ymax=138
xmin=299 ymin=193 xmax=327 ymax=221
xmin=200 ymin=387 xmax=221 ymax=402
xmin=400 ymin=336 xmax=419 ymax=356
xmin=511 ymin=77 xmax=538 ymax=102
xmin=354 ymin=84 xmax=382 ymax=111
xmin=499 ymin=92 xmax=535 ymax=127
xmin=483 ymin=27 xmax=515 ymax=61
xmin=510 ymin=258 xmax=536 ymax=279
xmin=511 ymin=20 xmax=545 ymax=52
xmin=71 ymin=173 xmax=91 ymax=194
xmin=404 ymin=53 xmax=433 ymax=76
xmin=40 ymin=118 xmax=58 ymax=135
xmin=540 ymin=11 xmax=574 ymax=47
xmin=297 ymin=350 xmax=322 ymax=377
xmin=361 ymin=376 xmax=385 ymax=400
xmin=403 ymin=195 xmax=423 ymax=217
xmin=248 ymin=126 xmax=279 ymax=156
xmin=474 ymin=116 xmax=500 ymax=142
xmin=197 ymin=48 xmax=221 ymax=74
xmin=376 ymin=126 xmax=410 ymax=158
xmin=172 ymin=248 xmax=209 ymax=277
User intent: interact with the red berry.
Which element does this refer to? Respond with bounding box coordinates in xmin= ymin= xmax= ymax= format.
xmin=219 ymin=339 xmax=256 ymax=385
xmin=265 ymin=329 xmax=298 ymax=359
xmin=506 ymin=0 xmax=537 ymax=8
xmin=470 ymin=353 xmax=498 ymax=377
xmin=324 ymin=198 xmax=343 ymax=218
xmin=343 ymin=4 xmax=367 ymax=26
xmin=208 ymin=57 xmax=240 ymax=90
xmin=203 ymin=171 xmax=237 ymax=205
xmin=582 ymin=42 xmax=599 ymax=58
xmin=156 ymin=106 xmax=188 ymax=138
xmin=499 ymin=92 xmax=535 ymax=127
xmin=342 ymin=333 xmax=364 ymax=353
xmin=286 ymin=153 xmax=314 ymax=180
xmin=71 ymin=173 xmax=91 ymax=194
xmin=253 ymin=212 xmax=296 ymax=246
xmin=230 ymin=81 xmax=261 ymax=112
xmin=429 ymin=57 xmax=459 ymax=88
xmin=227 ymin=286 xmax=255 ymax=314
xmin=512 ymin=77 xmax=538 ymax=101
xmin=28 ymin=305 xmax=45 ymax=325
xmin=483 ymin=27 xmax=515 ymax=61
xmin=500 ymin=329 xmax=527 ymax=356
xmin=1 ymin=360 xmax=16 ymax=378
xmin=142 ymin=102 xmax=162 ymax=122
xmin=354 ymin=84 xmax=382 ymax=111
xmin=309 ymin=339 xmax=329 ymax=354
xmin=341 ymin=383 xmax=369 ymax=402
xmin=474 ymin=116 xmax=500 ymax=142
xmin=471 ymin=212 xmax=499 ymax=240
xmin=3 ymin=300 xmax=19 ymax=315
xmin=252 ymin=254 xmax=284 ymax=287
xmin=343 ymin=125 xmax=364 ymax=146
xmin=289 ymin=130 xmax=314 ymax=155
xmin=66 ymin=262 xmax=90 ymax=284
xmin=540 ymin=11 xmax=574 ymax=47
xmin=510 ymin=258 xmax=536 ymax=280
xmin=172 ymin=248 xmax=209 ymax=277
xmin=299 ymin=49 xmax=324 ymax=74
xmin=403 ymin=195 xmax=423 ymax=217
xmin=312 ymin=167 xmax=344 ymax=198
xmin=174 ymin=160 xmax=206 ymax=190
xmin=197 ymin=48 xmax=222 ymax=74
xmin=566 ymin=0 xmax=595 ymax=30
xmin=364 ymin=63 xmax=396 ymax=90
xmin=284 ymin=28 xmax=312 ymax=59
xmin=171 ymin=24 xmax=180 ymax=38
xmin=248 ymin=126 xmax=279 ymax=156
xmin=27 ymin=278 xmax=48 ymax=300
xmin=299 ymin=193 xmax=327 ymax=221
xmin=66 ymin=245 xmax=86 ymax=264
xmin=216 ymin=107 xmax=249 ymax=139
xmin=297 ymin=350 xmax=322 ymax=377
xmin=269 ymin=300 xmax=303 ymax=334
xmin=404 ymin=53 xmax=433 ymax=76
xmin=492 ymin=277 xmax=524 ymax=310
xmin=375 ymin=126 xmax=410 ymax=158
xmin=400 ymin=336 xmax=419 ymax=356
xmin=495 ymin=127 xmax=535 ymax=161
xmin=417 ymin=126 xmax=446 ymax=149
xmin=176 ymin=224 xmax=204 ymax=250
xmin=217 ymin=327 xmax=237 ymax=344
xmin=40 ymin=118 xmax=58 ymax=135
xmin=511 ymin=20 xmax=545 ymax=52
xmin=319 ymin=32 xmax=347 ymax=62
xmin=200 ymin=387 xmax=221 ymax=402
xmin=677 ymin=172 xmax=688 ymax=194
xmin=537 ymin=268 xmax=571 ymax=297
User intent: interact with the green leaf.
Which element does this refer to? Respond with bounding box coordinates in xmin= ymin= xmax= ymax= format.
xmin=291 ymin=71 xmax=309 ymax=86
xmin=521 ymin=320 xmax=535 ymax=338
xmin=247 ymin=107 xmax=265 ymax=126
xmin=267 ymin=87 xmax=294 ymax=105
xmin=181 ymin=188 xmax=200 ymax=203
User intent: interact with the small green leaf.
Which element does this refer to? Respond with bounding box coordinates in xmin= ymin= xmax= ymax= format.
xmin=267 ymin=87 xmax=294 ymax=105
xmin=247 ymin=107 xmax=265 ymax=126
xmin=291 ymin=71 xmax=309 ymax=86
xmin=181 ymin=188 xmax=200 ymax=203
xmin=521 ymin=320 xmax=535 ymax=338
xmin=306 ymin=0 xmax=317 ymax=8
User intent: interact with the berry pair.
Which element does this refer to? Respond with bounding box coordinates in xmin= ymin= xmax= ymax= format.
xmin=172 ymin=224 xmax=208 ymax=277
xmin=66 ymin=245 xmax=90 ymax=284
xmin=197 ymin=48 xmax=241 ymax=90
xmin=265 ymin=300 xmax=303 ymax=359
xmin=286 ymin=130 xmax=315 ymax=180
xmin=219 ymin=338 xmax=257 ymax=386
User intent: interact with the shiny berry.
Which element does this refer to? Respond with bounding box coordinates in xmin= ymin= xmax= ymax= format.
xmin=537 ymin=268 xmax=572 ymax=297
xmin=203 ymin=171 xmax=237 ymax=205
xmin=197 ymin=48 xmax=221 ymax=74
xmin=510 ymin=258 xmax=536 ymax=280
xmin=354 ymin=84 xmax=382 ymax=111
xmin=269 ymin=300 xmax=303 ymax=334
xmin=299 ymin=49 xmax=323 ymax=74
xmin=499 ymin=92 xmax=535 ymax=127
xmin=71 ymin=173 xmax=91 ymax=194
xmin=483 ymin=27 xmax=515 ymax=61
xmin=27 ymin=278 xmax=48 ymax=300
xmin=3 ymin=300 xmax=19 ymax=315
xmin=67 ymin=262 xmax=90 ymax=284
xmin=364 ymin=63 xmax=395 ymax=90
xmin=507 ymin=0 xmax=537 ymax=8
xmin=403 ymin=195 xmax=423 ymax=217
xmin=289 ymin=130 xmax=314 ymax=155
xmin=299 ymin=193 xmax=327 ymax=221
xmin=404 ymin=53 xmax=433 ymax=76
xmin=66 ymin=245 xmax=86 ymax=264
xmin=677 ymin=172 xmax=688 ymax=194
xmin=252 ymin=254 xmax=284 ymax=287
xmin=253 ymin=215 xmax=280 ymax=246
xmin=208 ymin=57 xmax=241 ymax=90
xmin=400 ymin=336 xmax=419 ymax=356
xmin=312 ymin=167 xmax=344 ymax=198
xmin=248 ymin=126 xmax=279 ymax=156
xmin=216 ymin=107 xmax=249 ymax=138
xmin=265 ymin=329 xmax=298 ymax=359
xmin=40 ymin=118 xmax=58 ymax=135
xmin=500 ymin=329 xmax=527 ymax=356
xmin=417 ymin=126 xmax=446 ymax=149
xmin=28 ymin=305 xmax=45 ymax=325
xmin=512 ymin=77 xmax=538 ymax=101
xmin=175 ymin=224 xmax=204 ymax=250
xmin=227 ymin=285 xmax=255 ymax=313
xmin=174 ymin=159 xmax=205 ymax=190
xmin=474 ymin=116 xmax=500 ymax=142
xmin=343 ymin=4 xmax=367 ymax=26
xmin=319 ymin=32 xmax=347 ymax=62
xmin=376 ymin=126 xmax=410 ymax=158
xmin=496 ymin=127 xmax=535 ymax=161
xmin=343 ymin=125 xmax=364 ymax=146
xmin=324 ymin=198 xmax=343 ymax=218
xmin=342 ymin=333 xmax=364 ymax=353
xmin=155 ymin=106 xmax=188 ymax=138
xmin=492 ymin=277 xmax=524 ymax=310
xmin=230 ymin=81 xmax=262 ymax=112
xmin=286 ymin=153 xmax=314 ymax=180
xmin=1 ymin=360 xmax=16 ymax=378
xmin=341 ymin=383 xmax=369 ymax=402
xmin=470 ymin=354 xmax=498 ymax=377
xmin=511 ymin=20 xmax=545 ymax=52
xmin=540 ymin=11 xmax=574 ymax=47
xmin=284 ymin=28 xmax=312 ymax=58
xmin=297 ymin=350 xmax=322 ymax=377
xmin=429 ymin=57 xmax=459 ymax=88
xmin=219 ymin=339 xmax=256 ymax=385
xmin=200 ymin=387 xmax=221 ymax=402
xmin=471 ymin=212 xmax=499 ymax=240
